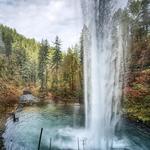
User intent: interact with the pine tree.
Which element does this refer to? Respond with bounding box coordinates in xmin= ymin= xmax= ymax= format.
xmin=79 ymin=29 xmax=84 ymax=90
xmin=51 ymin=36 xmax=62 ymax=89
xmin=38 ymin=39 xmax=49 ymax=90
xmin=1 ymin=29 xmax=13 ymax=58
xmin=141 ymin=0 xmax=150 ymax=35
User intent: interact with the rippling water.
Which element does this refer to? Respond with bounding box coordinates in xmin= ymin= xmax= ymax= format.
xmin=3 ymin=104 xmax=150 ymax=150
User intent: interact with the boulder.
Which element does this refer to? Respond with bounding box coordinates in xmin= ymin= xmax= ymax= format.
xmin=19 ymin=94 xmax=39 ymax=104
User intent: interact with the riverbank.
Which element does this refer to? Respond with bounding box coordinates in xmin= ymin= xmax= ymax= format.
xmin=123 ymin=105 xmax=150 ymax=128
xmin=122 ymin=114 xmax=150 ymax=129
xmin=0 ymin=112 xmax=5 ymax=150
xmin=0 ymin=80 xmax=20 ymax=149
xmin=0 ymin=106 xmax=17 ymax=150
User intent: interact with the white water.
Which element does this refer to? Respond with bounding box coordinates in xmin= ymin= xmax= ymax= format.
xmin=81 ymin=0 xmax=128 ymax=149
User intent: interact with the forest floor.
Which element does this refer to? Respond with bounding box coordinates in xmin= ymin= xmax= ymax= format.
xmin=0 ymin=79 xmax=81 ymax=105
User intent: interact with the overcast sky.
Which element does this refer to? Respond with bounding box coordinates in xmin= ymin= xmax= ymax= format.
xmin=0 ymin=0 xmax=83 ymax=50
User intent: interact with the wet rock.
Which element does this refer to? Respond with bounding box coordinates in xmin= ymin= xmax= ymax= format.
xmin=20 ymin=94 xmax=39 ymax=104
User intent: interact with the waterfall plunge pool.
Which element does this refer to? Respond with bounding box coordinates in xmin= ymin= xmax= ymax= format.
xmin=3 ymin=104 xmax=150 ymax=150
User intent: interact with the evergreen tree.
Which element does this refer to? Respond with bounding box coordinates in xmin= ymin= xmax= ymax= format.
xmin=51 ymin=36 xmax=62 ymax=89
xmin=38 ymin=39 xmax=49 ymax=90
xmin=1 ymin=28 xmax=13 ymax=58
xmin=128 ymin=0 xmax=150 ymax=39
xmin=79 ymin=29 xmax=84 ymax=90
xmin=141 ymin=0 xmax=150 ymax=35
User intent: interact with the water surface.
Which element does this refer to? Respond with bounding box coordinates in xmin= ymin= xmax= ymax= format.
xmin=3 ymin=104 xmax=150 ymax=150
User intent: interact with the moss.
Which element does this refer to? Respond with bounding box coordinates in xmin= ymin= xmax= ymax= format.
xmin=123 ymin=102 xmax=150 ymax=125
xmin=142 ymin=68 xmax=150 ymax=74
xmin=132 ymin=83 xmax=144 ymax=90
xmin=144 ymin=95 xmax=150 ymax=103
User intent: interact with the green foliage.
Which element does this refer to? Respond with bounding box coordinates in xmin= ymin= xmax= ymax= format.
xmin=132 ymin=83 xmax=144 ymax=90
xmin=52 ymin=36 xmax=62 ymax=70
xmin=38 ymin=40 xmax=50 ymax=90
xmin=128 ymin=0 xmax=150 ymax=38
xmin=62 ymin=48 xmax=79 ymax=91
xmin=0 ymin=25 xmax=13 ymax=57
xmin=128 ymin=0 xmax=142 ymax=17
xmin=0 ymin=24 xmax=40 ymax=85
xmin=0 ymin=24 xmax=84 ymax=103
xmin=51 ymin=36 xmax=62 ymax=89
xmin=117 ymin=0 xmax=150 ymax=125
xmin=144 ymin=95 xmax=150 ymax=104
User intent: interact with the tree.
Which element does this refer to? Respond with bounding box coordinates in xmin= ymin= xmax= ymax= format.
xmin=0 ymin=31 xmax=5 ymax=54
xmin=1 ymin=28 xmax=13 ymax=58
xmin=128 ymin=0 xmax=150 ymax=39
xmin=140 ymin=0 xmax=150 ymax=35
xmin=79 ymin=30 xmax=84 ymax=90
xmin=128 ymin=0 xmax=142 ymax=18
xmin=38 ymin=39 xmax=49 ymax=90
xmin=51 ymin=36 xmax=62 ymax=89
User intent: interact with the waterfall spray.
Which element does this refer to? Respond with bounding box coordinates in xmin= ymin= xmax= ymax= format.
xmin=81 ymin=0 xmax=128 ymax=149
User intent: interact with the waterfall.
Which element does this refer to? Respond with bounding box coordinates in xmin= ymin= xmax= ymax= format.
xmin=81 ymin=0 xmax=128 ymax=149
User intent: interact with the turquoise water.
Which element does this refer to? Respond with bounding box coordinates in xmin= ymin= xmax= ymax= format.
xmin=3 ymin=104 xmax=150 ymax=150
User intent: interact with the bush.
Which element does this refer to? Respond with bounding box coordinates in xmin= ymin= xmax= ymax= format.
xmin=144 ymin=95 xmax=150 ymax=104
xmin=132 ymin=83 xmax=144 ymax=90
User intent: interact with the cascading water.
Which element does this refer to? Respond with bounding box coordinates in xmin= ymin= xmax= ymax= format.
xmin=81 ymin=0 xmax=128 ymax=149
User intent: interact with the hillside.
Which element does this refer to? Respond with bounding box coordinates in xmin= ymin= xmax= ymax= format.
xmin=123 ymin=38 xmax=150 ymax=126
xmin=0 ymin=24 xmax=84 ymax=105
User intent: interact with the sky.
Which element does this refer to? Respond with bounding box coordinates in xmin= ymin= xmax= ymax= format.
xmin=0 ymin=0 xmax=83 ymax=50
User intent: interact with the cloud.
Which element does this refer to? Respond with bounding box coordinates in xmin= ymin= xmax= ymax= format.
xmin=0 ymin=0 xmax=83 ymax=50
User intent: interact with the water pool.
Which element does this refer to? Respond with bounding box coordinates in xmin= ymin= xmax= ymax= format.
xmin=3 ymin=104 xmax=150 ymax=150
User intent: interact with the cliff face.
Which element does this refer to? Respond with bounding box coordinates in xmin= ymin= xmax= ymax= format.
xmin=123 ymin=37 xmax=150 ymax=126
